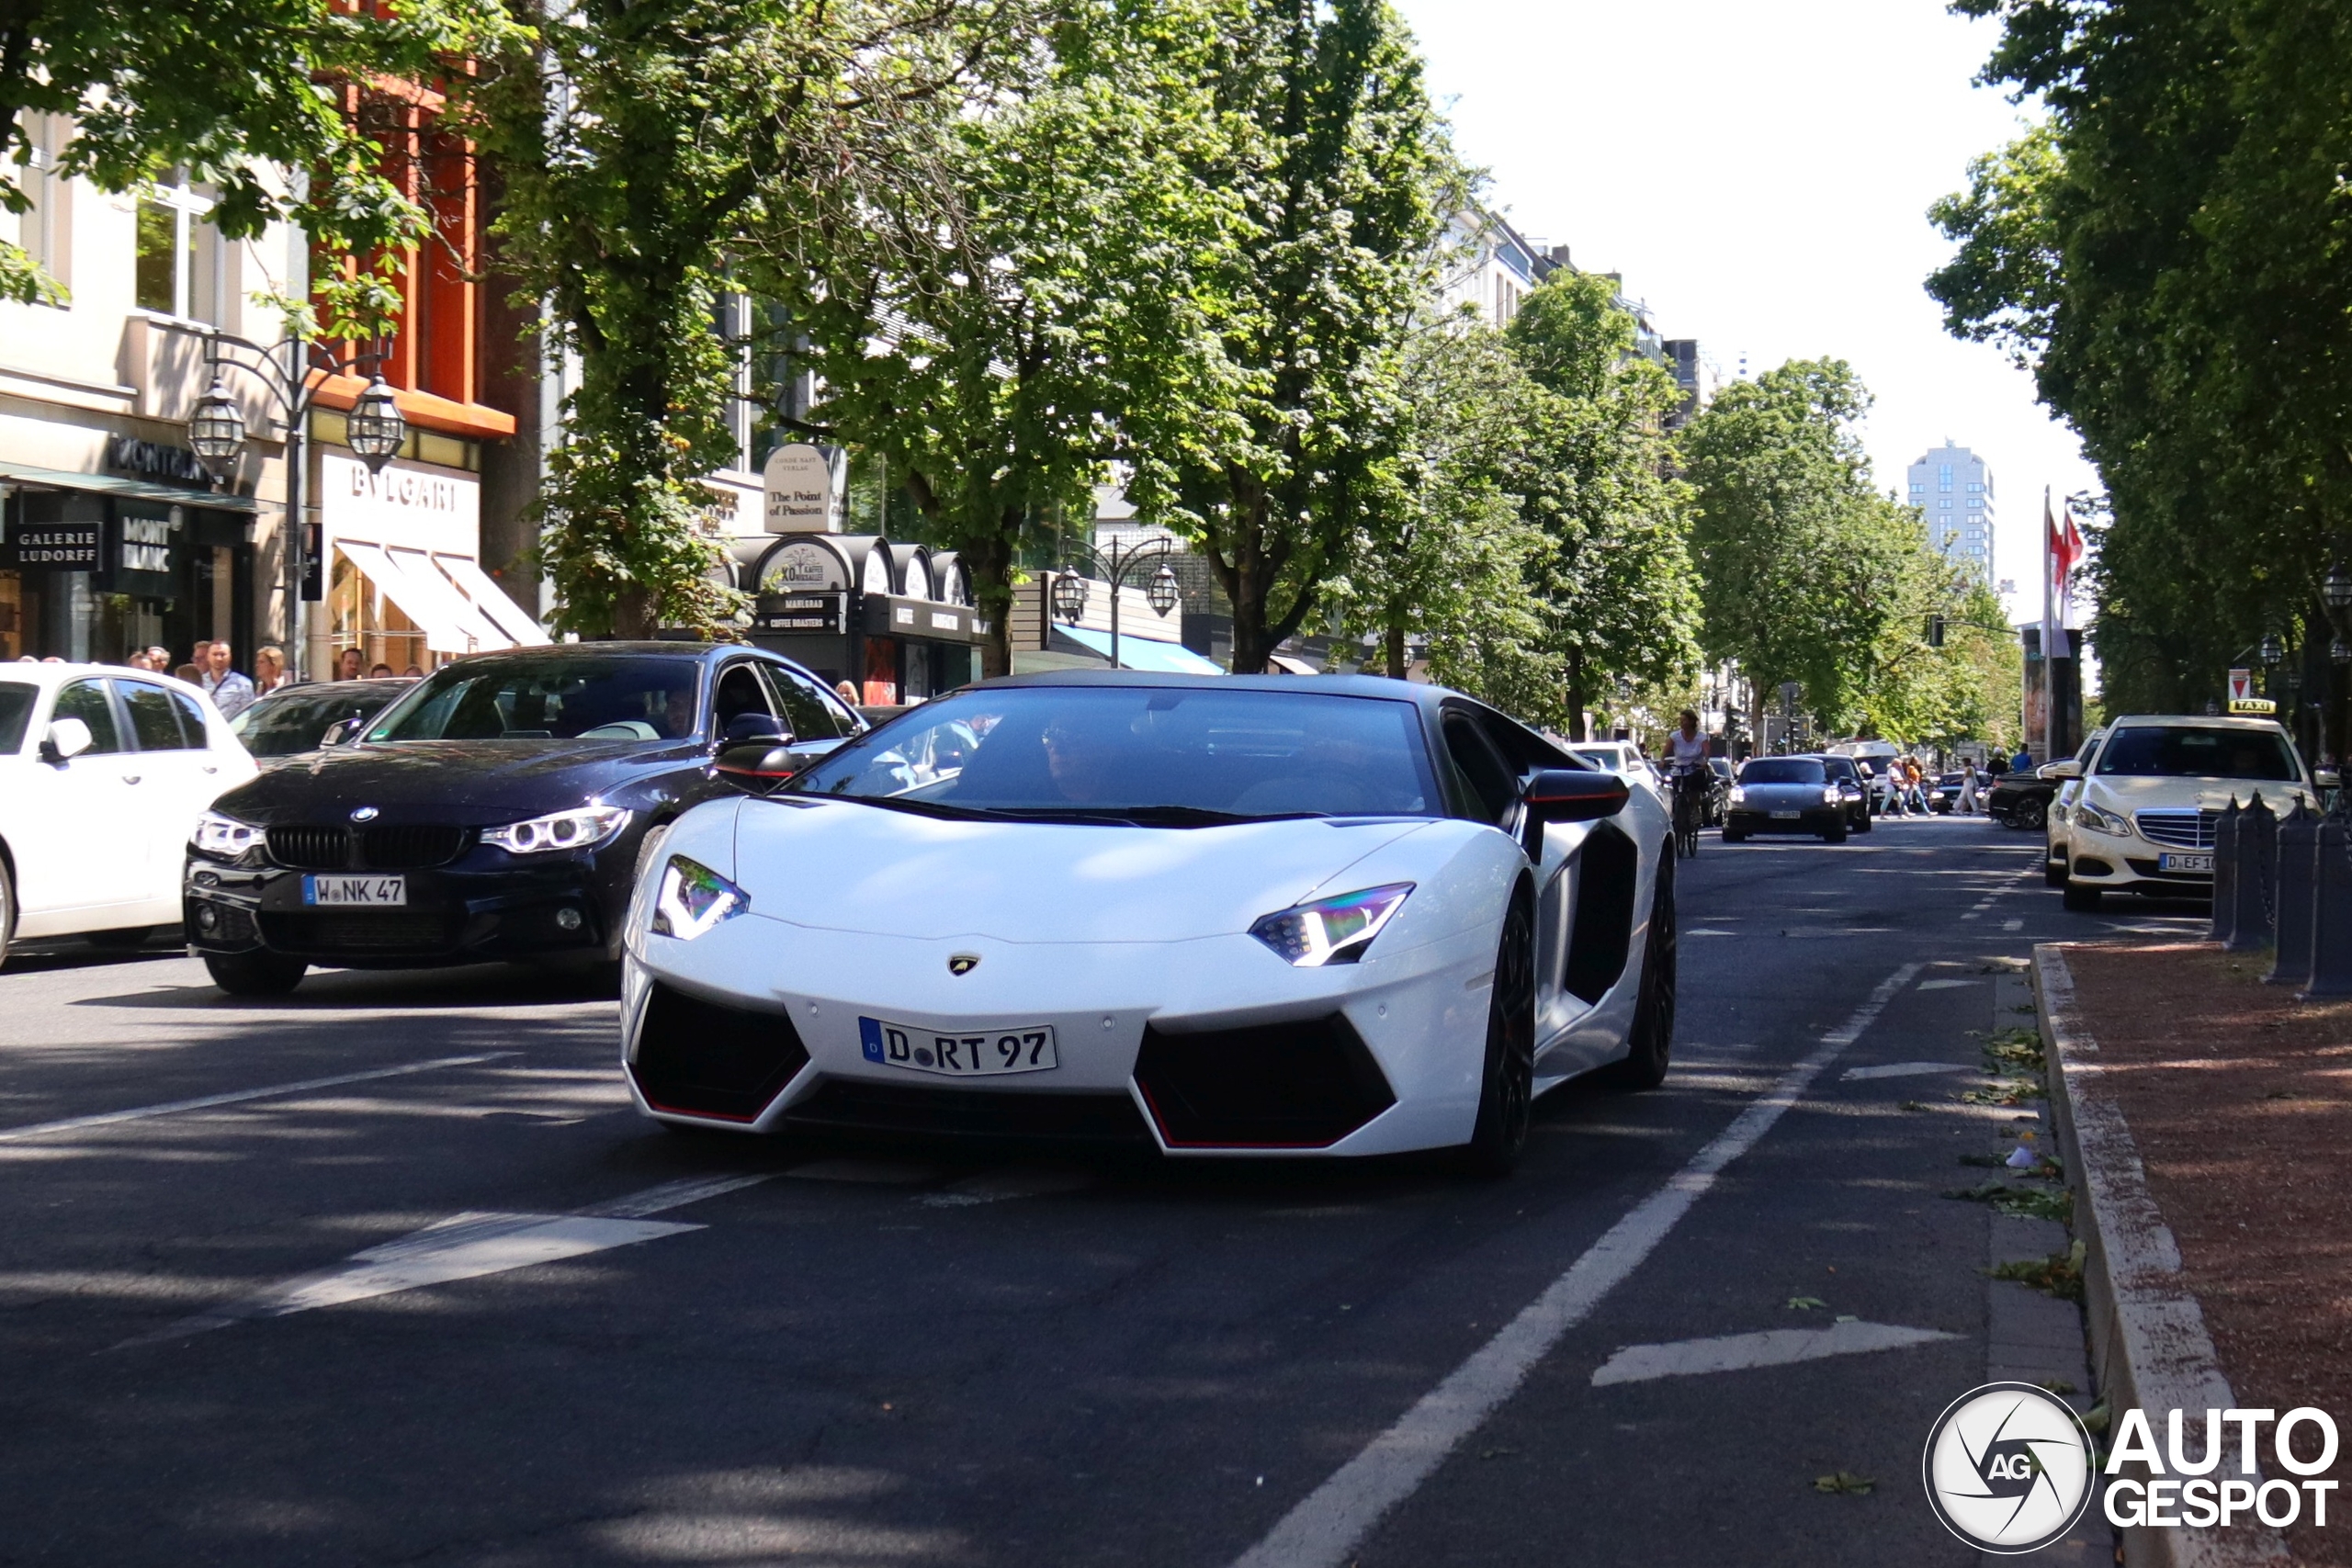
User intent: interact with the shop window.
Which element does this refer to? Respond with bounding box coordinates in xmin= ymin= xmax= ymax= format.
xmin=51 ymin=678 xmax=125 ymax=753
xmin=132 ymin=173 xmax=222 ymax=322
xmin=330 ymin=553 xmax=429 ymax=676
xmin=0 ymin=570 xmax=26 ymax=661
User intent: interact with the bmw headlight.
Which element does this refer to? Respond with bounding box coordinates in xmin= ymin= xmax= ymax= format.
xmin=483 ymin=803 xmax=632 ymax=855
xmin=1250 ymin=883 xmax=1413 ymax=966
xmin=2077 ymin=802 xmax=2132 ymax=838
xmin=192 ymin=810 xmax=265 ymax=857
xmin=651 ymin=854 xmax=748 ymax=940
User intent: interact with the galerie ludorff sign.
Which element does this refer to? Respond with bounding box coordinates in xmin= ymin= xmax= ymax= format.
xmin=763 ymin=444 xmax=843 ymax=534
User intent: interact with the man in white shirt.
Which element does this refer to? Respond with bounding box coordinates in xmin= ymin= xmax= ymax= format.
xmin=202 ymin=639 xmax=257 ymax=719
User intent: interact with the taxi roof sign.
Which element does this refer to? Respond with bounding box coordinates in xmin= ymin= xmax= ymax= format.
xmin=2228 ymin=696 xmax=2278 ymax=715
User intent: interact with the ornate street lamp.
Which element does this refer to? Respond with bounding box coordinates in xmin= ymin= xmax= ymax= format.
xmin=187 ymin=378 xmax=247 ymax=477
xmin=1049 ymin=571 xmax=1089 ymax=624
xmin=2328 ymin=562 xmax=2352 ymax=615
xmin=1055 ymin=535 xmax=1179 ymax=671
xmin=345 ymin=375 xmax=407 ymax=472
xmin=2262 ymin=633 xmax=2286 ymax=668
xmin=187 ymin=332 xmax=395 ymax=682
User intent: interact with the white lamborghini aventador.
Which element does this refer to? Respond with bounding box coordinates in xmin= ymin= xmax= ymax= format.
xmin=620 ymin=673 xmax=1675 ymax=1174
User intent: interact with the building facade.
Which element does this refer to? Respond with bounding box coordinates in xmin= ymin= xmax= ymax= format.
xmin=1906 ymin=440 xmax=1996 ymax=586
xmin=0 ymin=104 xmax=542 ymax=679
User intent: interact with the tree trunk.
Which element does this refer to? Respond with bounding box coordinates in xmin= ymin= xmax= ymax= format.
xmin=1566 ymin=646 xmax=1587 ymax=741
xmin=614 ymin=583 xmax=656 ymax=640
xmin=1385 ymin=621 xmax=1407 ymax=679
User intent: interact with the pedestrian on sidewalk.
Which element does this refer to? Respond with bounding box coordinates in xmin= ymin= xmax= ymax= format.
xmin=2011 ymin=743 xmax=2032 ymax=774
xmin=202 ymin=640 xmax=257 ymax=718
xmin=1957 ymin=758 xmax=1981 ymax=815
xmin=335 ymin=647 xmax=364 ymax=682
xmin=1905 ymin=757 xmax=1931 ymax=815
xmin=254 ymin=645 xmax=288 ymax=692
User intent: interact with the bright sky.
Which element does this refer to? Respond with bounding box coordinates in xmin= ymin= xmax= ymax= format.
xmin=1394 ymin=0 xmax=2099 ymax=630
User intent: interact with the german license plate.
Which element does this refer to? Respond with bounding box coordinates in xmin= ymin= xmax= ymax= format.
xmin=859 ymin=1017 xmax=1057 ymax=1077
xmin=1770 ymin=810 xmax=1801 ymax=820
xmin=2157 ymin=852 xmax=2213 ymax=874
xmin=303 ymin=874 xmax=407 ymax=907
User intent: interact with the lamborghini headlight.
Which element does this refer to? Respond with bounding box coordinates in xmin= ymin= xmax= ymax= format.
xmin=192 ymin=810 xmax=265 ymax=857
xmin=651 ymin=854 xmax=748 ymax=940
xmin=483 ymin=803 xmax=632 ymax=855
xmin=1250 ymin=883 xmax=1414 ymax=967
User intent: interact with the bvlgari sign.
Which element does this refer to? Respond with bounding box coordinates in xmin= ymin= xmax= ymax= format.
xmin=762 ymin=444 xmax=840 ymax=534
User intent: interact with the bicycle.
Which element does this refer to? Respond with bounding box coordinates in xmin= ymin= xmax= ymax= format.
xmin=1668 ymin=768 xmax=1705 ymax=860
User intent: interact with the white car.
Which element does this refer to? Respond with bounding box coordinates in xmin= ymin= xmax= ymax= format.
xmin=2041 ymin=726 xmax=2110 ymax=886
xmin=1568 ymin=741 xmax=1663 ymax=791
xmin=0 ymin=662 xmax=257 ymax=959
xmin=621 ymin=674 xmax=1677 ymax=1174
xmin=2051 ymin=714 xmax=2313 ymax=910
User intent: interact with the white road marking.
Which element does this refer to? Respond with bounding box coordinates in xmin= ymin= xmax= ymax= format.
xmin=1684 ymin=928 xmax=1736 ymax=937
xmin=1226 ymin=962 xmax=1923 ymax=1568
xmin=1839 ymin=1061 xmax=1964 ymax=1082
xmin=0 ymin=1053 xmax=515 ymax=1145
xmin=1915 ymin=978 xmax=1980 ymax=992
xmin=2002 ymin=918 xmax=2024 ymax=931
xmin=786 ymin=1157 xmax=939 ymax=1185
xmin=1589 ymin=1320 xmax=1958 ymax=1386
xmin=117 ymin=1173 xmax=773 ymax=1349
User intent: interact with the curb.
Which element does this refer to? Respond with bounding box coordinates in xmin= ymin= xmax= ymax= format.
xmin=2033 ymin=943 xmax=2289 ymax=1567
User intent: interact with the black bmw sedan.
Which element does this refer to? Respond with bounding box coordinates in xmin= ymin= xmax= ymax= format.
xmin=184 ymin=643 xmax=864 ymax=994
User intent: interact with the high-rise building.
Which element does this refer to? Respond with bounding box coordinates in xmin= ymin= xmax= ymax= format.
xmin=1905 ymin=439 xmax=1995 ymax=585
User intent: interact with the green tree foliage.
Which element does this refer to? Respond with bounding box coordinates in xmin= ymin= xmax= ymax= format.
xmin=755 ymin=0 xmax=1235 ymax=676
xmin=1147 ymin=0 xmax=1453 ymax=675
xmin=0 ymin=0 xmax=505 ymax=327
xmin=1679 ymin=358 xmax=1975 ymax=740
xmin=1505 ymin=271 xmax=1701 ymax=739
xmin=462 ymin=0 xmax=992 ymax=637
xmin=1928 ymin=0 xmax=2352 ymax=713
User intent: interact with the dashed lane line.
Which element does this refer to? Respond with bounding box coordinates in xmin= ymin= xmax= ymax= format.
xmin=0 ymin=1053 xmax=517 ymax=1145
xmin=1589 ymin=1320 xmax=1958 ymax=1386
xmin=1225 ymin=961 xmax=1924 ymax=1568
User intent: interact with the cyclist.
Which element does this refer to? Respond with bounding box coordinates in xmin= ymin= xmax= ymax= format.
xmin=1662 ymin=708 xmax=1709 ymax=854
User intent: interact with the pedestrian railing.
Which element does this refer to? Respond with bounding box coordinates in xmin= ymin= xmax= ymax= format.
xmin=2213 ymin=786 xmax=2352 ymax=998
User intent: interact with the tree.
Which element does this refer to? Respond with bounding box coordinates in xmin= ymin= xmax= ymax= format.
xmin=1145 ymin=0 xmax=1453 ymax=674
xmin=0 ymin=0 xmax=504 ymax=327
xmin=755 ymin=0 xmax=1235 ymax=677
xmin=1929 ymin=0 xmax=2352 ymax=716
xmin=460 ymin=0 xmax=998 ymax=638
xmin=1505 ymin=271 xmax=1701 ymax=739
xmin=1678 ymin=358 xmax=1923 ymax=739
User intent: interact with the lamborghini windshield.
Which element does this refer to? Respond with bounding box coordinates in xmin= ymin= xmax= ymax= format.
xmin=791 ymin=685 xmax=1441 ymax=822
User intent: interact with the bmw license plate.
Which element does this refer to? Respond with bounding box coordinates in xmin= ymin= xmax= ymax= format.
xmin=860 ymin=1016 xmax=1057 ymax=1077
xmin=303 ymin=874 xmax=407 ymax=907
xmin=2157 ymin=852 xmax=2214 ymax=874
xmin=1770 ymin=810 xmax=1801 ymax=820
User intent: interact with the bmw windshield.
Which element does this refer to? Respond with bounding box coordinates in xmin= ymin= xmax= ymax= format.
xmin=363 ymin=658 xmax=702 ymax=744
xmin=790 ymin=686 xmax=1441 ymax=823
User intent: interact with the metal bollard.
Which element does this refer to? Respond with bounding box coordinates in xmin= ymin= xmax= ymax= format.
xmin=2300 ymin=810 xmax=2352 ymax=998
xmin=2226 ymin=792 xmax=2277 ymax=951
xmin=2266 ymin=799 xmax=2318 ymax=987
xmin=2209 ymin=795 xmax=2242 ymax=944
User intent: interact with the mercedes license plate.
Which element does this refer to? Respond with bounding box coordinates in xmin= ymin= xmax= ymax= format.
xmin=304 ymin=874 xmax=407 ymax=907
xmin=2157 ymin=852 xmax=2213 ymax=874
xmin=860 ymin=1017 xmax=1057 ymax=1077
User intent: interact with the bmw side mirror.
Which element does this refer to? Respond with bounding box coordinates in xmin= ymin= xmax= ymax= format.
xmin=715 ymin=743 xmax=803 ymax=794
xmin=722 ymin=713 xmax=791 ymax=747
xmin=39 ymin=716 xmax=93 ymax=764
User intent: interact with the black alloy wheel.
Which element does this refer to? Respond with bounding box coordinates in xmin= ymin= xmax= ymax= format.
xmin=1458 ymin=890 xmax=1537 ymax=1176
xmin=2015 ymin=797 xmax=2048 ymax=830
xmin=1604 ymin=853 xmax=1677 ymax=1091
xmin=203 ymin=950 xmax=309 ymax=997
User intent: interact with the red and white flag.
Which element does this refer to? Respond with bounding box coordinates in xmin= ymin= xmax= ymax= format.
xmin=2043 ymin=493 xmax=2084 ymax=659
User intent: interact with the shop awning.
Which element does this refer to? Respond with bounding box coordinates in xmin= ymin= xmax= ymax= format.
xmin=427 ymin=552 xmax=548 ymax=646
xmin=0 ymin=460 xmax=258 ymax=513
xmin=1054 ymin=625 xmax=1225 ymax=675
xmin=335 ymin=539 xmax=514 ymax=656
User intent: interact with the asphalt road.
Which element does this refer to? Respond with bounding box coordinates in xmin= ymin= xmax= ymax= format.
xmin=0 ymin=813 xmax=2207 ymax=1567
